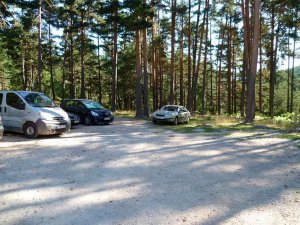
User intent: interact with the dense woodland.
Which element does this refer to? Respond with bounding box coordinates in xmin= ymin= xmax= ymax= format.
xmin=0 ymin=0 xmax=299 ymax=122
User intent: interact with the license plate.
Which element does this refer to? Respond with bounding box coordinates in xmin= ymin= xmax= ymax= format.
xmin=56 ymin=125 xmax=66 ymax=129
xmin=74 ymin=120 xmax=80 ymax=123
xmin=104 ymin=117 xmax=111 ymax=121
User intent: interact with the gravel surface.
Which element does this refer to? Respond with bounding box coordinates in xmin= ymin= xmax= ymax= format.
xmin=0 ymin=118 xmax=299 ymax=225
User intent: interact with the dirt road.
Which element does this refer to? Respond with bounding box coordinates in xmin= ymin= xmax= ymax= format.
xmin=0 ymin=118 xmax=299 ymax=225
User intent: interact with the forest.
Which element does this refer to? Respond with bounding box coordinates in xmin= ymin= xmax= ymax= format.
xmin=0 ymin=0 xmax=299 ymax=123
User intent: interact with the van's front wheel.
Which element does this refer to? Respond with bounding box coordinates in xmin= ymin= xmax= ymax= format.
xmin=23 ymin=122 xmax=38 ymax=139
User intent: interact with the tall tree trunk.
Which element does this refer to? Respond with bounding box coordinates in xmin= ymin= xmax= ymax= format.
xmin=187 ymin=0 xmax=192 ymax=110
xmin=227 ymin=16 xmax=232 ymax=114
xmin=22 ymin=48 xmax=27 ymax=90
xmin=151 ymin=1 xmax=157 ymax=110
xmin=291 ymin=26 xmax=296 ymax=112
xmin=112 ymin=4 xmax=118 ymax=112
xmin=245 ymin=0 xmax=260 ymax=123
xmin=135 ymin=30 xmax=143 ymax=118
xmin=217 ymin=17 xmax=227 ymax=115
xmin=97 ymin=35 xmax=102 ymax=103
xmin=201 ymin=0 xmax=209 ymax=115
xmin=169 ymin=0 xmax=176 ymax=104
xmin=143 ymin=0 xmax=149 ymax=117
xmin=209 ymin=20 xmax=214 ymax=112
xmin=69 ymin=18 xmax=75 ymax=98
xmin=37 ymin=0 xmax=43 ymax=92
xmin=241 ymin=0 xmax=251 ymax=118
xmin=179 ymin=3 xmax=184 ymax=106
xmin=80 ymin=11 xmax=86 ymax=99
xmin=62 ymin=33 xmax=67 ymax=99
xmin=48 ymin=22 xmax=55 ymax=100
xmin=287 ymin=36 xmax=290 ymax=112
xmin=193 ymin=0 xmax=208 ymax=111
xmin=191 ymin=0 xmax=202 ymax=108
xmin=269 ymin=6 xmax=276 ymax=118
xmin=259 ymin=22 xmax=263 ymax=113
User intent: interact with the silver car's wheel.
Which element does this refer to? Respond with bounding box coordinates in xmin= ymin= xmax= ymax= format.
xmin=173 ymin=117 xmax=178 ymax=125
xmin=186 ymin=116 xmax=190 ymax=124
xmin=23 ymin=122 xmax=38 ymax=139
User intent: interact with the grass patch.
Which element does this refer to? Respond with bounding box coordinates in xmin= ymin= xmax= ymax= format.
xmin=115 ymin=110 xmax=136 ymax=118
xmin=277 ymin=133 xmax=300 ymax=141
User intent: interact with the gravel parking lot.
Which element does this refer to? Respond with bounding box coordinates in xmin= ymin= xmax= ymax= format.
xmin=0 ymin=118 xmax=299 ymax=225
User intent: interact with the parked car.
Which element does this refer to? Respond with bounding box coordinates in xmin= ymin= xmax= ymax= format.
xmin=151 ymin=105 xmax=190 ymax=125
xmin=0 ymin=91 xmax=71 ymax=138
xmin=60 ymin=99 xmax=114 ymax=125
xmin=67 ymin=112 xmax=80 ymax=127
xmin=0 ymin=116 xmax=3 ymax=140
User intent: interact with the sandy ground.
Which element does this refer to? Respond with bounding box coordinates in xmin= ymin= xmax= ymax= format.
xmin=0 ymin=118 xmax=299 ymax=225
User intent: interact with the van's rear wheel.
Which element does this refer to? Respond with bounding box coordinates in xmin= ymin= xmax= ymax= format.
xmin=23 ymin=122 xmax=38 ymax=139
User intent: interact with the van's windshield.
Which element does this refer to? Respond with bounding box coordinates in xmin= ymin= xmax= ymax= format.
xmin=19 ymin=92 xmax=57 ymax=108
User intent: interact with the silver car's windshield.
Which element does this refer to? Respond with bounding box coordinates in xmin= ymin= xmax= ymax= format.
xmin=20 ymin=92 xmax=57 ymax=108
xmin=161 ymin=106 xmax=178 ymax=112
xmin=82 ymin=100 xmax=104 ymax=110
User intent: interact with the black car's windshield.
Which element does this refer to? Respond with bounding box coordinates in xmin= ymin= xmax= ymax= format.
xmin=82 ymin=100 xmax=104 ymax=110
xmin=161 ymin=106 xmax=178 ymax=112
xmin=20 ymin=92 xmax=57 ymax=107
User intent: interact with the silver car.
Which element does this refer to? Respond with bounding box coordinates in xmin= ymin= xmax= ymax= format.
xmin=0 ymin=116 xmax=3 ymax=140
xmin=151 ymin=105 xmax=191 ymax=125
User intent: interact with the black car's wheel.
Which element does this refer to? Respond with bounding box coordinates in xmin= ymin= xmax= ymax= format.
xmin=173 ymin=117 xmax=178 ymax=125
xmin=153 ymin=120 xmax=157 ymax=124
xmin=186 ymin=116 xmax=190 ymax=124
xmin=23 ymin=122 xmax=38 ymax=139
xmin=84 ymin=115 xmax=92 ymax=126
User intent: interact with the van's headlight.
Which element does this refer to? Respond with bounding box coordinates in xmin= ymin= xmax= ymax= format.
xmin=38 ymin=112 xmax=52 ymax=120
xmin=91 ymin=111 xmax=98 ymax=117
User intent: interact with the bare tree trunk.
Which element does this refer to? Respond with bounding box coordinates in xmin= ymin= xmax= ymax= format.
xmin=241 ymin=0 xmax=251 ymax=118
xmin=112 ymin=4 xmax=118 ymax=112
xmin=37 ymin=0 xmax=43 ymax=92
xmin=193 ymin=0 xmax=208 ymax=111
xmin=245 ymin=0 xmax=260 ymax=123
xmin=135 ymin=30 xmax=143 ymax=118
xmin=227 ymin=16 xmax=232 ymax=114
xmin=191 ymin=0 xmax=202 ymax=108
xmin=287 ymin=35 xmax=290 ymax=112
xmin=179 ymin=3 xmax=184 ymax=106
xmin=22 ymin=48 xmax=27 ymax=90
xmin=259 ymin=22 xmax=263 ymax=113
xmin=143 ymin=0 xmax=149 ymax=117
xmin=201 ymin=0 xmax=209 ymax=115
xmin=80 ymin=11 xmax=86 ymax=99
xmin=62 ymin=33 xmax=67 ymax=99
xmin=291 ymin=26 xmax=296 ymax=112
xmin=217 ymin=17 xmax=227 ymax=115
xmin=187 ymin=0 xmax=192 ymax=110
xmin=48 ymin=22 xmax=55 ymax=100
xmin=97 ymin=35 xmax=102 ymax=103
xmin=269 ymin=6 xmax=275 ymax=118
xmin=209 ymin=20 xmax=214 ymax=113
xmin=69 ymin=18 xmax=75 ymax=98
xmin=169 ymin=0 xmax=176 ymax=104
xmin=151 ymin=3 xmax=157 ymax=111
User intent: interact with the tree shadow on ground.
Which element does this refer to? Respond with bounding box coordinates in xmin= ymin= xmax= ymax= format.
xmin=0 ymin=119 xmax=299 ymax=225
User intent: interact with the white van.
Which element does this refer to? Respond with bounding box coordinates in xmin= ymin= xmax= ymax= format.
xmin=0 ymin=91 xmax=71 ymax=138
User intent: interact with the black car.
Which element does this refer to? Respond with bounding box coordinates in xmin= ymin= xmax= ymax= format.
xmin=67 ymin=112 xmax=80 ymax=127
xmin=60 ymin=99 xmax=114 ymax=125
